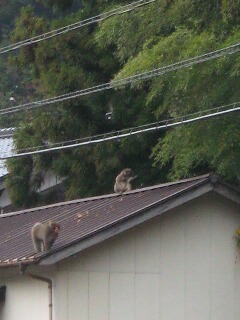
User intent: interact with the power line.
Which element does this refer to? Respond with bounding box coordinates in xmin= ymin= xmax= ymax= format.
xmin=1 ymin=41 xmax=240 ymax=115
xmin=1 ymin=101 xmax=239 ymax=160
xmin=0 ymin=0 xmax=155 ymax=55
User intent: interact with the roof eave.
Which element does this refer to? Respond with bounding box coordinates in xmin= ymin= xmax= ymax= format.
xmin=2 ymin=175 xmax=240 ymax=268
xmin=0 ymin=258 xmax=38 ymax=269
xmin=212 ymin=180 xmax=240 ymax=204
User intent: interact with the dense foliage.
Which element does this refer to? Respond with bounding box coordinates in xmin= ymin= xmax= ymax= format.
xmin=1 ymin=0 xmax=240 ymax=207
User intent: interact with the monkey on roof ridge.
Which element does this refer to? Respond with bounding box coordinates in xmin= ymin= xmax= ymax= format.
xmin=31 ymin=221 xmax=60 ymax=253
xmin=114 ymin=168 xmax=137 ymax=195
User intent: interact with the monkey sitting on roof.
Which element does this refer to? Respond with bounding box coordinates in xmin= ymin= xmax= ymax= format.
xmin=114 ymin=168 xmax=137 ymax=195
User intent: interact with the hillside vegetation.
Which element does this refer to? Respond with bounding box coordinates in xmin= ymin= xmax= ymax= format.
xmin=1 ymin=0 xmax=240 ymax=207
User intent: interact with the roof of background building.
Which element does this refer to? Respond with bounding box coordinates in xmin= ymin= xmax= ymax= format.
xmin=0 ymin=173 xmax=239 ymax=268
xmin=0 ymin=128 xmax=15 ymax=179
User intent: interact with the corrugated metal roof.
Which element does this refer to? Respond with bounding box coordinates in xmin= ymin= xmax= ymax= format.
xmin=0 ymin=137 xmax=14 ymax=178
xmin=0 ymin=128 xmax=15 ymax=178
xmin=0 ymin=128 xmax=15 ymax=138
xmin=0 ymin=173 xmax=225 ymax=267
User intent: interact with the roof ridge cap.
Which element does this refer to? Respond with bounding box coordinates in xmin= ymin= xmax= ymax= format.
xmin=129 ymin=173 xmax=212 ymax=192
xmin=0 ymin=173 xmax=213 ymax=218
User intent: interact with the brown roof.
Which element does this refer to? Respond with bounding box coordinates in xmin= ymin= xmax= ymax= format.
xmin=0 ymin=173 xmax=238 ymax=267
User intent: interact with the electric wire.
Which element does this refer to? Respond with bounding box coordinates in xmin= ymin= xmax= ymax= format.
xmin=0 ymin=0 xmax=155 ymax=55
xmin=1 ymin=41 xmax=240 ymax=115
xmin=0 ymin=0 xmax=236 ymax=240
xmin=0 ymin=102 xmax=239 ymax=240
xmin=1 ymin=101 xmax=239 ymax=160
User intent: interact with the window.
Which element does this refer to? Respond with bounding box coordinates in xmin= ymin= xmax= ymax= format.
xmin=0 ymin=286 xmax=6 ymax=302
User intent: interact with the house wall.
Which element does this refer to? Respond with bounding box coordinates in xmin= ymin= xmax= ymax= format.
xmin=0 ymin=170 xmax=63 ymax=214
xmin=0 ymin=277 xmax=48 ymax=320
xmin=54 ymin=192 xmax=240 ymax=320
xmin=0 ymin=188 xmax=12 ymax=210
xmin=1 ymin=192 xmax=240 ymax=320
xmin=39 ymin=170 xmax=63 ymax=192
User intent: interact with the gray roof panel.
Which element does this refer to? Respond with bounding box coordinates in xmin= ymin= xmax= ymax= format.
xmin=0 ymin=174 xmax=220 ymax=267
xmin=0 ymin=136 xmax=14 ymax=178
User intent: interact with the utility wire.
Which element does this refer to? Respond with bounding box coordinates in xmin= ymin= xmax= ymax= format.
xmin=1 ymin=101 xmax=240 ymax=160
xmin=1 ymin=41 xmax=240 ymax=115
xmin=0 ymin=0 xmax=155 ymax=55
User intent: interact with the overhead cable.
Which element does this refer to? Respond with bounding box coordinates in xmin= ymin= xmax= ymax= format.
xmin=1 ymin=41 xmax=240 ymax=115
xmin=1 ymin=101 xmax=240 ymax=160
xmin=0 ymin=0 xmax=155 ymax=55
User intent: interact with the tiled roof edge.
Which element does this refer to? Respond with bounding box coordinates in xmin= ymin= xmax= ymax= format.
xmin=0 ymin=128 xmax=15 ymax=138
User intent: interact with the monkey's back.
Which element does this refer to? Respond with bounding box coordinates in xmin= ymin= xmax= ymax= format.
xmin=31 ymin=222 xmax=48 ymax=240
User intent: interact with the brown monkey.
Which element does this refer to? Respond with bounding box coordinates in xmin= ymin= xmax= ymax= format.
xmin=31 ymin=221 xmax=60 ymax=253
xmin=114 ymin=168 xmax=137 ymax=194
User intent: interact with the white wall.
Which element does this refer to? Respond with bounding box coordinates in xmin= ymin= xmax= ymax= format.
xmin=39 ymin=170 xmax=63 ymax=192
xmin=0 ymin=277 xmax=48 ymax=320
xmin=54 ymin=192 xmax=240 ymax=320
xmin=0 ymin=170 xmax=63 ymax=213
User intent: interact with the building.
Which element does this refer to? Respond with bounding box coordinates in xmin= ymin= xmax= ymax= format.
xmin=0 ymin=173 xmax=240 ymax=320
xmin=0 ymin=128 xmax=14 ymax=213
xmin=0 ymin=128 xmax=64 ymax=213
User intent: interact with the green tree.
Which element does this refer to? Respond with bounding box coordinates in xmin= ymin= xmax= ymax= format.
xmin=8 ymin=0 xmax=240 ymax=209
xmin=95 ymin=0 xmax=240 ymax=184
xmin=6 ymin=1 xmax=163 ymax=208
